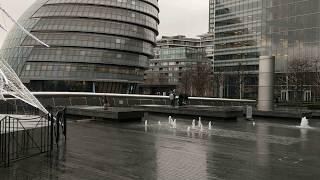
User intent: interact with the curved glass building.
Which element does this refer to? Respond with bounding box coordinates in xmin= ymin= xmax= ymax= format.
xmin=1 ymin=0 xmax=159 ymax=93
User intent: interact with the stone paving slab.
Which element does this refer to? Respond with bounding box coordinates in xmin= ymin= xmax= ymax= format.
xmin=1 ymin=115 xmax=320 ymax=180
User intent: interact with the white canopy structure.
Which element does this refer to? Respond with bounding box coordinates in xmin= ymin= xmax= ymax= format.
xmin=0 ymin=59 xmax=48 ymax=114
xmin=0 ymin=6 xmax=49 ymax=47
xmin=0 ymin=5 xmax=49 ymax=114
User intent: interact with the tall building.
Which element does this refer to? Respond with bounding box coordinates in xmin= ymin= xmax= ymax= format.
xmin=143 ymin=35 xmax=212 ymax=96
xmin=1 ymin=0 xmax=159 ymax=93
xmin=209 ymin=0 xmax=215 ymax=33
xmin=263 ymin=0 xmax=320 ymax=102
xmin=211 ymin=0 xmax=320 ymax=101
xmin=211 ymin=0 xmax=262 ymax=99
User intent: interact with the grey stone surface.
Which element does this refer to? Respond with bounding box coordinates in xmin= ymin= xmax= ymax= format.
xmin=66 ymin=106 xmax=144 ymax=121
xmin=2 ymin=115 xmax=320 ymax=179
xmin=139 ymin=105 xmax=243 ymax=120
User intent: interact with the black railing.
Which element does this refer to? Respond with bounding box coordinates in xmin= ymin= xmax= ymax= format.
xmin=0 ymin=107 xmax=66 ymax=167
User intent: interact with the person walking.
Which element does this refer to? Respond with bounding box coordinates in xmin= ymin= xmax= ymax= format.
xmin=169 ymin=91 xmax=175 ymax=107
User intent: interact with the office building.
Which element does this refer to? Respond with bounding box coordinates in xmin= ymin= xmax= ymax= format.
xmin=210 ymin=0 xmax=320 ymax=101
xmin=1 ymin=0 xmax=159 ymax=93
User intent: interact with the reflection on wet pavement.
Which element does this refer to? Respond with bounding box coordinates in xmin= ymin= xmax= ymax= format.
xmin=1 ymin=114 xmax=320 ymax=180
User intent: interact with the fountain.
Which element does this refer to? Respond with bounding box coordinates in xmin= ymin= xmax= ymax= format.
xmin=300 ymin=117 xmax=310 ymax=128
xmin=200 ymin=124 xmax=204 ymax=132
xmin=145 ymin=120 xmax=148 ymax=126
xmin=173 ymin=119 xmax=177 ymax=129
xmin=208 ymin=121 xmax=212 ymax=130
xmin=187 ymin=126 xmax=191 ymax=132
xmin=192 ymin=119 xmax=196 ymax=129
xmin=168 ymin=116 xmax=172 ymax=124
xmin=198 ymin=117 xmax=202 ymax=128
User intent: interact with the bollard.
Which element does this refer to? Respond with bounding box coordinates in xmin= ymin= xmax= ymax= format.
xmin=246 ymin=105 xmax=253 ymax=120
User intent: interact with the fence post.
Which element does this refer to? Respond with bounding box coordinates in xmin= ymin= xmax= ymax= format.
xmin=4 ymin=117 xmax=7 ymax=166
xmin=7 ymin=116 xmax=10 ymax=167
xmin=50 ymin=114 xmax=54 ymax=152
xmin=0 ymin=119 xmax=2 ymax=163
xmin=47 ymin=113 xmax=50 ymax=152
xmin=63 ymin=108 xmax=67 ymax=140
xmin=56 ymin=113 xmax=60 ymax=147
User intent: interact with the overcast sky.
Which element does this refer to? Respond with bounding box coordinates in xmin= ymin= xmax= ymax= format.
xmin=0 ymin=0 xmax=209 ymax=46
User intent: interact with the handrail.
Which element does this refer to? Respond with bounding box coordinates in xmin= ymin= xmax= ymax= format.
xmin=0 ymin=110 xmax=66 ymax=167
xmin=0 ymin=115 xmax=6 ymax=122
xmin=29 ymin=92 xmax=256 ymax=103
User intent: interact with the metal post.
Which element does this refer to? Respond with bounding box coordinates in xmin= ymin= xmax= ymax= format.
xmin=0 ymin=119 xmax=2 ymax=162
xmin=4 ymin=117 xmax=7 ymax=165
xmin=258 ymin=56 xmax=275 ymax=111
xmin=50 ymin=114 xmax=54 ymax=152
xmin=47 ymin=113 xmax=49 ymax=152
xmin=56 ymin=113 xmax=60 ymax=147
xmin=63 ymin=109 xmax=67 ymax=140
xmin=7 ymin=116 xmax=10 ymax=166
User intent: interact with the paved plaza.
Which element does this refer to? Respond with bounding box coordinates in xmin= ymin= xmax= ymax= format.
xmin=1 ymin=114 xmax=320 ymax=180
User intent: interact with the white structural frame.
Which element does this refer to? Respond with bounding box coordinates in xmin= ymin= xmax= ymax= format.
xmin=0 ymin=5 xmax=49 ymax=114
xmin=0 ymin=59 xmax=48 ymax=114
xmin=0 ymin=6 xmax=49 ymax=47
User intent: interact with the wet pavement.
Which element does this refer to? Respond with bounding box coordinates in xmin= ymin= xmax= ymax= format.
xmin=1 ymin=114 xmax=320 ymax=180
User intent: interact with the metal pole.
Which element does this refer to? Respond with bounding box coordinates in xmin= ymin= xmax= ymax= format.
xmin=56 ymin=113 xmax=60 ymax=147
xmin=7 ymin=116 xmax=10 ymax=166
xmin=50 ymin=114 xmax=54 ymax=152
xmin=63 ymin=109 xmax=67 ymax=140
xmin=0 ymin=120 xmax=2 ymax=162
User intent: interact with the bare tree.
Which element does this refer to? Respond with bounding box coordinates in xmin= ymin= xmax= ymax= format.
xmin=179 ymin=62 xmax=213 ymax=97
xmin=236 ymin=63 xmax=246 ymax=99
xmin=179 ymin=67 xmax=193 ymax=95
xmin=287 ymin=58 xmax=314 ymax=102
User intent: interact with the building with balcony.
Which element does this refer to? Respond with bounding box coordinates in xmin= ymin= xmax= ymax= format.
xmin=143 ymin=35 xmax=212 ymax=96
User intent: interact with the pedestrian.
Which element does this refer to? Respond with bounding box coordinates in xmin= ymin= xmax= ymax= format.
xmin=103 ymin=96 xmax=110 ymax=110
xmin=178 ymin=94 xmax=183 ymax=106
xmin=169 ymin=91 xmax=175 ymax=107
xmin=172 ymin=89 xmax=176 ymax=107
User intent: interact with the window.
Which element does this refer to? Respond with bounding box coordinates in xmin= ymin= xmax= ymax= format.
xmin=304 ymin=91 xmax=312 ymax=102
xmin=26 ymin=64 xmax=31 ymax=71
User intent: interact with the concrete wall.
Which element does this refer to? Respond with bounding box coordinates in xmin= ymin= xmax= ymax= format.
xmin=0 ymin=93 xmax=256 ymax=114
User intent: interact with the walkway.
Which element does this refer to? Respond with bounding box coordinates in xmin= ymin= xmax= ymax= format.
xmin=0 ymin=114 xmax=320 ymax=180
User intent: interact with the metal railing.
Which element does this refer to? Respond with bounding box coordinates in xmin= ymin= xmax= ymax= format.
xmin=0 ymin=115 xmax=50 ymax=166
xmin=0 ymin=107 xmax=66 ymax=167
xmin=31 ymin=92 xmax=256 ymax=103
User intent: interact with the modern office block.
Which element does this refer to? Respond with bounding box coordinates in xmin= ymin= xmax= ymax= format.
xmin=211 ymin=0 xmax=320 ymax=101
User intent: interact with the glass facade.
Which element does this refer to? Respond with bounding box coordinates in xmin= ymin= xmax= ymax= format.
xmin=265 ymin=0 xmax=320 ymax=72
xmin=265 ymin=0 xmax=320 ymax=101
xmin=209 ymin=0 xmax=215 ymax=33
xmin=0 ymin=0 xmax=159 ymax=93
xmin=211 ymin=0 xmax=320 ymax=100
xmin=211 ymin=0 xmax=262 ymax=98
